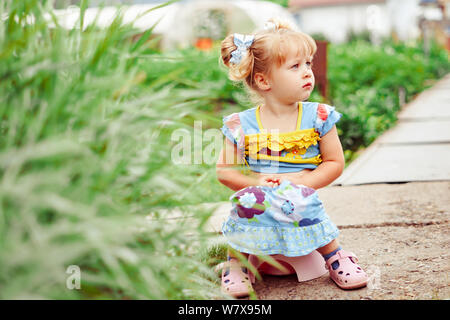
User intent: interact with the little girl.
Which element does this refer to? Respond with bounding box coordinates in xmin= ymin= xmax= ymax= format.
xmin=216 ymin=19 xmax=368 ymax=298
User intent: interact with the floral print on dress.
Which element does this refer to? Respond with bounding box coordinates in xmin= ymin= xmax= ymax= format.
xmin=298 ymin=218 xmax=322 ymax=226
xmin=317 ymin=104 xmax=329 ymax=121
xmin=239 ymin=192 xmax=257 ymax=208
xmin=281 ymin=200 xmax=295 ymax=215
xmin=315 ymin=104 xmax=331 ymax=132
xmin=232 ymin=186 xmax=266 ymax=219
xmin=301 ymin=186 xmax=316 ymax=198
xmin=269 ymin=183 xmax=309 ymax=224
xmin=224 ymin=179 xmax=335 ymax=256
xmin=314 ymin=103 xmax=342 ymax=137
xmin=224 ymin=113 xmax=245 ymax=151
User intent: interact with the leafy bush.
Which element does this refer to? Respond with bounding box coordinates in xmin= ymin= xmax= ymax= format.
xmin=328 ymin=38 xmax=450 ymax=156
xmin=264 ymin=0 xmax=289 ymax=8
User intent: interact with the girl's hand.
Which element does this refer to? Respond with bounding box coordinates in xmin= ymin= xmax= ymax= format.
xmin=256 ymin=170 xmax=314 ymax=188
xmin=257 ymin=175 xmax=281 ymax=187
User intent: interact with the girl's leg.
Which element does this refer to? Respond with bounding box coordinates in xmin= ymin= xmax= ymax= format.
xmin=317 ymin=239 xmax=342 ymax=270
xmin=316 ymin=239 xmax=340 ymax=256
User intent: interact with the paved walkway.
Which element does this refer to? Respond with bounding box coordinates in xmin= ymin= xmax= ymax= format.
xmin=202 ymin=74 xmax=450 ymax=300
xmin=334 ymin=73 xmax=450 ymax=186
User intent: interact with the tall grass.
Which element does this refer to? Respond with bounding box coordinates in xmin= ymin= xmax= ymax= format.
xmin=0 ymin=0 xmax=223 ymax=299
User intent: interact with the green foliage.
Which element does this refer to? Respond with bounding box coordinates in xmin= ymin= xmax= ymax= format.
xmin=0 ymin=0 xmax=222 ymax=299
xmin=263 ymin=0 xmax=289 ymax=8
xmin=140 ymin=48 xmax=249 ymax=114
xmin=328 ymin=39 xmax=450 ymax=153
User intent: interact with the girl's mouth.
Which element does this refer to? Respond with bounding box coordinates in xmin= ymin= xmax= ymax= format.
xmin=302 ymin=83 xmax=312 ymax=88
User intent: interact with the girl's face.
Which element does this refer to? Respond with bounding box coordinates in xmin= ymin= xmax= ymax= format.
xmin=267 ymin=51 xmax=315 ymax=104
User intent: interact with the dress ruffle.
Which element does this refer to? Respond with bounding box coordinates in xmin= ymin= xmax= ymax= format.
xmin=314 ymin=104 xmax=342 ymax=137
xmin=220 ymin=102 xmax=343 ymax=172
xmin=222 ymin=217 xmax=339 ymax=257
xmin=221 ymin=113 xmax=245 ymax=152
xmin=245 ymin=128 xmax=321 ymax=155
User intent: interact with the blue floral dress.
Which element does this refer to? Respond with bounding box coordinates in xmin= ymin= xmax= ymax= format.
xmin=220 ymin=102 xmax=342 ymax=257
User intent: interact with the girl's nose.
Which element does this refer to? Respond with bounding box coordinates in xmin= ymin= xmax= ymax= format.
xmin=303 ymin=69 xmax=312 ymax=78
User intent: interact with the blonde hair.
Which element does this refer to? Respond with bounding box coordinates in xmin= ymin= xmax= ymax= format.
xmin=221 ymin=19 xmax=317 ymax=100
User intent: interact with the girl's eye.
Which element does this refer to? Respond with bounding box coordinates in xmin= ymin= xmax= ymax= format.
xmin=291 ymin=64 xmax=299 ymax=69
xmin=306 ymin=61 xmax=313 ymax=68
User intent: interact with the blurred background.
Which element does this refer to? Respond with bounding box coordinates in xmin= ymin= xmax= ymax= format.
xmin=51 ymin=0 xmax=450 ymax=50
xmin=0 ymin=0 xmax=448 ymax=299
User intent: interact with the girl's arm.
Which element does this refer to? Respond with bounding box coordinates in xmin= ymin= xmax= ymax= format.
xmin=216 ymin=138 xmax=260 ymax=191
xmin=285 ymin=125 xmax=345 ymax=190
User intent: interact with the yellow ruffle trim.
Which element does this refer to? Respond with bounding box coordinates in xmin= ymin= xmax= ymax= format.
xmin=245 ymin=128 xmax=321 ymax=155
xmin=245 ymin=153 xmax=322 ymax=165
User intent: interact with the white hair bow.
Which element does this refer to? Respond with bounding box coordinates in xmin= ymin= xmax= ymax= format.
xmin=229 ymin=33 xmax=255 ymax=65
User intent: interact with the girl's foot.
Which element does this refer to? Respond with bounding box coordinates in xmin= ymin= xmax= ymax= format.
xmin=221 ymin=257 xmax=254 ymax=298
xmin=324 ymin=249 xmax=368 ymax=290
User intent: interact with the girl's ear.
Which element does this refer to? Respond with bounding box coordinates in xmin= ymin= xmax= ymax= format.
xmin=254 ymin=72 xmax=271 ymax=91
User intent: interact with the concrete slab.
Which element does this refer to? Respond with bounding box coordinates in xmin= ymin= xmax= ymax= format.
xmin=397 ymin=76 xmax=450 ymax=121
xmin=204 ymin=202 xmax=230 ymax=233
xmin=335 ymin=143 xmax=450 ymax=186
xmin=398 ymin=97 xmax=450 ymax=120
xmin=377 ymin=120 xmax=450 ymax=144
xmin=317 ymin=182 xmax=449 ymax=227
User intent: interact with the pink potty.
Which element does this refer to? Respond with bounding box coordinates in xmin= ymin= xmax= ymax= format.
xmin=248 ymin=250 xmax=327 ymax=283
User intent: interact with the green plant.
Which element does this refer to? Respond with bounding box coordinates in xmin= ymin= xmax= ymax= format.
xmin=327 ymin=38 xmax=450 ymax=158
xmin=264 ymin=0 xmax=289 ymax=8
xmin=0 ymin=0 xmax=222 ymax=299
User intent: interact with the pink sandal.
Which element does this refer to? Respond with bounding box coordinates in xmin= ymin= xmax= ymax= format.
xmin=220 ymin=258 xmax=254 ymax=298
xmin=325 ymin=250 xmax=368 ymax=289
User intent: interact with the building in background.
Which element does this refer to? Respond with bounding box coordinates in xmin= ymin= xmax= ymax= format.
xmin=288 ymin=0 xmax=423 ymax=43
xmin=50 ymin=0 xmax=297 ymax=50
